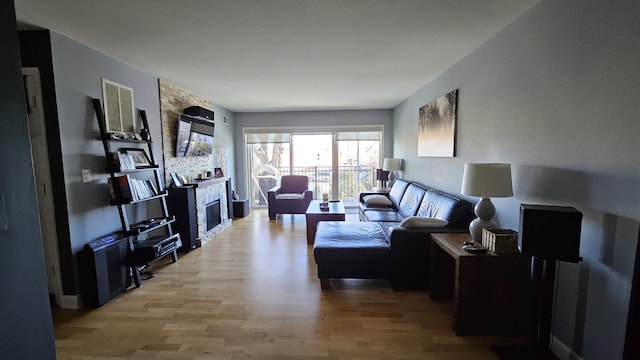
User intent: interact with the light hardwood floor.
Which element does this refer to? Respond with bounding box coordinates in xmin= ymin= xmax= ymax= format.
xmin=52 ymin=209 xmax=521 ymax=359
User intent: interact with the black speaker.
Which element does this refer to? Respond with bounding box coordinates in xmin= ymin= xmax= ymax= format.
xmin=519 ymin=204 xmax=583 ymax=262
xmin=226 ymin=177 xmax=234 ymax=219
xmin=168 ymin=186 xmax=198 ymax=252
xmin=79 ymin=233 xmax=130 ymax=307
xmin=183 ymin=105 xmax=214 ymax=120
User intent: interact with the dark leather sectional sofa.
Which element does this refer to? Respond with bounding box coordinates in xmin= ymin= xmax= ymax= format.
xmin=313 ymin=179 xmax=473 ymax=289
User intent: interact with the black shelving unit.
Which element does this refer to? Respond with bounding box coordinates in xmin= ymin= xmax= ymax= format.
xmin=92 ymin=98 xmax=181 ymax=287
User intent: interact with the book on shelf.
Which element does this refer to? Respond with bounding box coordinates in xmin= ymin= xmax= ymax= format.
xmin=109 ymin=174 xmax=159 ymax=203
xmin=145 ymin=179 xmax=158 ymax=196
xmin=129 ymin=178 xmax=155 ymax=200
xmin=108 ymin=174 xmax=134 ymax=203
xmin=108 ymin=175 xmax=159 ymax=203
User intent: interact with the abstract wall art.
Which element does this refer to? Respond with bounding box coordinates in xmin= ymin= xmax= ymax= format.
xmin=418 ymin=89 xmax=458 ymax=157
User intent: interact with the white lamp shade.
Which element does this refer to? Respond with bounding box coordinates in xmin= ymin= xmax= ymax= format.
xmin=382 ymin=158 xmax=402 ymax=171
xmin=461 ymin=163 xmax=513 ymax=198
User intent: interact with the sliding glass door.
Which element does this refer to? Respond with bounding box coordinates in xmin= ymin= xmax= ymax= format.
xmin=336 ymin=131 xmax=381 ymax=203
xmin=247 ymin=132 xmax=290 ymax=206
xmin=292 ymin=133 xmax=333 ymax=199
xmin=245 ymin=127 xmax=382 ymax=207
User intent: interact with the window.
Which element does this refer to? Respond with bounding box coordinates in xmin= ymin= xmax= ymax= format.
xmin=244 ymin=127 xmax=382 ymax=207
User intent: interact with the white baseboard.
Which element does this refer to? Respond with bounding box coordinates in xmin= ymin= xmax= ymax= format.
xmin=552 ymin=336 xmax=583 ymax=360
xmin=58 ymin=295 xmax=81 ymax=309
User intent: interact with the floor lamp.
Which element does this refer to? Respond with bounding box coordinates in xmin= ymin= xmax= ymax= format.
xmin=492 ymin=204 xmax=583 ymax=360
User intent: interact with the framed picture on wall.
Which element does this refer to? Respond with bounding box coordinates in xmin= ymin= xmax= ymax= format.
xmin=417 ymin=89 xmax=458 ymax=157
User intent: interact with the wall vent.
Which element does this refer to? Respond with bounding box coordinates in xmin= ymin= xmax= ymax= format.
xmin=101 ymin=78 xmax=135 ymax=133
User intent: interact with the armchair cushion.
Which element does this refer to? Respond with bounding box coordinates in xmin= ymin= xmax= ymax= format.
xmin=275 ymin=193 xmax=305 ymax=200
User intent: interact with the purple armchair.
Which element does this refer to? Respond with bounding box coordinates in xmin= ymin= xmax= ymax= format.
xmin=267 ymin=175 xmax=313 ymax=220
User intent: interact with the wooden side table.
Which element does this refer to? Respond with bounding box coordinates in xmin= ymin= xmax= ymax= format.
xmin=305 ymin=200 xmax=345 ymax=244
xmin=430 ymin=233 xmax=531 ymax=335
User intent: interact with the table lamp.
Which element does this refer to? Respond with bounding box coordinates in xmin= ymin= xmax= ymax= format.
xmin=460 ymin=163 xmax=513 ymax=243
xmin=383 ymin=158 xmax=402 ymax=188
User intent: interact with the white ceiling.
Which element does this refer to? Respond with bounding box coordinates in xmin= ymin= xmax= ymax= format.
xmin=14 ymin=0 xmax=540 ymax=112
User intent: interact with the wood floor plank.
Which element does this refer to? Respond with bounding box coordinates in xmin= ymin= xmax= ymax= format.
xmin=52 ymin=209 xmax=522 ymax=359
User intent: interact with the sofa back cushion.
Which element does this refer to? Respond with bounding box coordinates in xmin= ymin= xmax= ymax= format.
xmin=397 ymin=184 xmax=428 ymax=218
xmin=416 ymin=189 xmax=472 ymax=227
xmin=388 ymin=179 xmax=410 ymax=207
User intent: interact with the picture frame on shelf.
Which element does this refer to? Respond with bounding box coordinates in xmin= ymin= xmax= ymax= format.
xmin=214 ymin=167 xmax=224 ymax=178
xmin=122 ymin=148 xmax=152 ymax=168
xmin=169 ymin=172 xmax=182 ymax=187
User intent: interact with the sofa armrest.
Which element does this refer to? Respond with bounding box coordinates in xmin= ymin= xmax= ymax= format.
xmin=389 ymin=226 xmax=468 ymax=289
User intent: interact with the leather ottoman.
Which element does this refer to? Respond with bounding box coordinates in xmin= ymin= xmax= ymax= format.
xmin=312 ymin=221 xmax=391 ymax=289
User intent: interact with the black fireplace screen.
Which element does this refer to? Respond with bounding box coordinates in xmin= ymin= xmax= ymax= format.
xmin=206 ymin=199 xmax=221 ymax=231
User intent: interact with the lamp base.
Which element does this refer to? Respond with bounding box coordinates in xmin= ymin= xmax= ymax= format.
xmin=387 ymin=171 xmax=397 ymax=188
xmin=469 ymin=197 xmax=497 ymax=243
xmin=469 ymin=217 xmax=497 ymax=243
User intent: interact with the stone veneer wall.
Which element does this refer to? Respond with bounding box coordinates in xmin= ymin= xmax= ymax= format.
xmin=159 ymin=79 xmax=218 ymax=184
xmin=158 ymin=79 xmax=231 ymax=245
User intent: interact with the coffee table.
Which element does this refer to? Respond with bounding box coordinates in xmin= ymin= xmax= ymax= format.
xmin=305 ymin=200 xmax=346 ymax=244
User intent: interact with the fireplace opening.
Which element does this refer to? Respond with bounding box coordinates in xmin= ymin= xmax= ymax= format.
xmin=206 ymin=199 xmax=221 ymax=231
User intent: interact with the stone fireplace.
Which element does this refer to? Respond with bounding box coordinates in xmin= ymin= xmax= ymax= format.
xmin=158 ymin=80 xmax=232 ymax=246
xmin=192 ymin=177 xmax=232 ymax=246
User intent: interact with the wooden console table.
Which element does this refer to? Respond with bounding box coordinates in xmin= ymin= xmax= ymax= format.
xmin=430 ymin=233 xmax=531 ymax=335
xmin=305 ymin=200 xmax=345 ymax=244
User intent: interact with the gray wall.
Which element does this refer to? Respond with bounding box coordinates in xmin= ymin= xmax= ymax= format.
xmin=18 ymin=30 xmax=236 ymax=300
xmin=48 ymin=32 xmax=164 ymax=292
xmin=0 ymin=1 xmax=56 ymax=358
xmin=233 ymin=109 xmax=393 ymax=198
xmin=393 ymin=0 xmax=640 ymax=358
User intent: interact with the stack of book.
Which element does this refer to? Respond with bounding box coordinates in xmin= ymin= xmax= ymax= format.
xmin=108 ymin=175 xmax=159 ymax=203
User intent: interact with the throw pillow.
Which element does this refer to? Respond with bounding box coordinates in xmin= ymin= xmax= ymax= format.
xmin=362 ymin=194 xmax=393 ymax=206
xmin=399 ymin=216 xmax=448 ymax=228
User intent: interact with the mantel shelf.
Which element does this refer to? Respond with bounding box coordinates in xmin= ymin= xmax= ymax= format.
xmin=185 ymin=176 xmax=229 ymax=188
